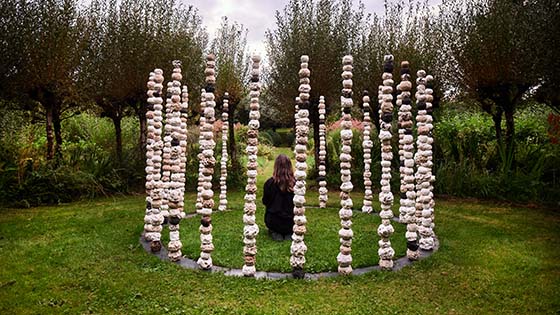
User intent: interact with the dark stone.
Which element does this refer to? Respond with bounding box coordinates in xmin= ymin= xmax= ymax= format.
xmin=153 ymin=92 xmax=160 ymax=98
xmin=162 ymin=216 xmax=168 ymax=225
xmin=426 ymin=81 xmax=434 ymax=89
xmin=300 ymin=101 xmax=310 ymax=110
xmin=400 ymin=160 xmax=405 ymax=167
xmin=383 ymin=64 xmax=394 ymax=73
xmin=407 ymin=240 xmax=419 ymax=251
xmin=146 ymin=201 xmax=152 ymax=209
xmin=205 ymin=85 xmax=215 ymax=93
xmin=171 ymin=138 xmax=180 ymax=146
xmin=427 ymin=107 xmax=433 ymax=115
xmin=180 ymin=108 xmax=188 ymax=114
xmin=292 ymin=267 xmax=305 ymax=279
xmin=400 ymin=68 xmax=410 ymax=75
xmin=150 ymin=240 xmax=162 ymax=253
xmin=363 ymin=90 xmax=369 ymax=96
xmin=343 ymin=107 xmax=351 ymax=114
xmin=363 ymin=106 xmax=370 ymax=113
xmin=250 ymin=77 xmax=259 ymax=82
xmin=201 ymin=216 xmax=212 ymax=227
xmin=400 ymin=192 xmax=407 ymax=199
xmin=417 ymin=101 xmax=426 ymax=110
xmin=404 ymin=128 xmax=413 ymax=135
xmin=382 ymin=112 xmax=393 ymax=122
xmin=146 ymin=103 xmax=154 ymax=111
xmin=169 ymin=216 xmax=181 ymax=225
xmin=402 ymin=97 xmax=411 ymax=105
xmin=223 ymin=93 xmax=229 ymax=100
xmin=317 ymin=176 xmax=325 ymax=182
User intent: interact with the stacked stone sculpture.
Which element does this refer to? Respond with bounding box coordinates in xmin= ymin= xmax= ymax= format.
xmin=195 ymin=90 xmax=207 ymax=214
xmin=414 ymin=70 xmax=436 ymax=251
xmin=197 ymin=54 xmax=217 ymax=269
xmin=160 ymin=81 xmax=174 ymax=223
xmin=397 ymin=62 xmax=416 ymax=223
xmin=361 ymin=91 xmax=374 ymax=213
xmin=290 ymin=55 xmax=311 ymax=278
xmin=241 ymin=55 xmax=262 ymax=277
xmin=337 ymin=55 xmax=354 ymax=275
xmin=317 ymin=96 xmax=328 ymax=209
xmin=165 ymin=61 xmax=187 ymax=262
xmin=144 ymin=70 xmax=165 ymax=252
xmin=218 ymin=93 xmax=230 ymax=211
xmin=377 ymin=55 xmax=395 ymax=270
xmin=426 ymin=75 xmax=436 ymax=231
xmin=396 ymin=62 xmax=420 ymax=260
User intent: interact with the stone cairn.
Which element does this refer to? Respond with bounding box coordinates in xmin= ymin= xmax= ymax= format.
xmin=160 ymin=81 xmax=174 ymax=223
xmin=377 ymin=55 xmax=396 ymax=270
xmin=197 ymin=54 xmax=217 ymax=270
xmin=242 ymin=55 xmax=262 ymax=277
xmin=397 ymin=62 xmax=420 ymax=260
xmin=317 ymin=96 xmax=328 ymax=209
xmin=361 ymin=91 xmax=374 ymax=213
xmin=337 ymin=55 xmax=354 ymax=275
xmin=414 ymin=70 xmax=436 ymax=252
xmin=290 ymin=55 xmax=311 ymax=278
xmin=426 ymin=75 xmax=436 ymax=232
xmin=195 ymin=90 xmax=207 ymax=214
xmin=166 ymin=61 xmax=187 ymax=262
xmin=218 ymin=92 xmax=229 ymax=212
xmin=144 ymin=69 xmax=165 ymax=252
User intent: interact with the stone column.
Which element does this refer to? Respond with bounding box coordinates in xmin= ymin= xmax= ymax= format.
xmin=218 ymin=93 xmax=230 ymax=211
xmin=317 ymin=96 xmax=328 ymax=209
xmin=414 ymin=71 xmax=435 ymax=251
xmin=195 ymin=90 xmax=207 ymax=215
xmin=377 ymin=55 xmax=395 ymax=270
xmin=242 ymin=55 xmax=262 ymax=277
xmin=337 ymin=55 xmax=354 ymax=275
xmin=197 ymin=54 xmax=217 ymax=269
xmin=290 ymin=55 xmax=311 ymax=279
xmin=180 ymin=84 xmax=189 ymax=219
xmin=144 ymin=69 xmax=165 ymax=252
xmin=167 ymin=60 xmax=187 ymax=262
xmin=361 ymin=91 xmax=373 ymax=213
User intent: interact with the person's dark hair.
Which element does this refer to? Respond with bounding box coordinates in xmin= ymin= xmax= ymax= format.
xmin=272 ymin=154 xmax=295 ymax=192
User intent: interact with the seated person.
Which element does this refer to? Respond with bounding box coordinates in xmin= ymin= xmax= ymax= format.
xmin=262 ymin=154 xmax=295 ymax=241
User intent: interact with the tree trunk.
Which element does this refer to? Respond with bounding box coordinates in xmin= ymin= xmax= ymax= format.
xmin=46 ymin=105 xmax=54 ymax=160
xmin=53 ymin=106 xmax=63 ymax=163
xmin=492 ymin=107 xmax=503 ymax=145
xmin=112 ymin=114 xmax=123 ymax=163
xmin=137 ymin=105 xmax=147 ymax=156
xmin=504 ymin=107 xmax=515 ymax=163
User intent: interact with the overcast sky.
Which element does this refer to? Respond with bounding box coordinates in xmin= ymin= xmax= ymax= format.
xmin=182 ymin=0 xmax=441 ymax=57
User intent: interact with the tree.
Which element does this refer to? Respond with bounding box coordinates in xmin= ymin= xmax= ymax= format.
xmin=82 ymin=0 xmax=207 ymax=162
xmin=441 ymin=0 xmax=539 ymax=158
xmin=211 ymin=17 xmax=249 ymax=172
xmin=266 ymin=0 xmax=369 ymax=172
xmin=0 ymin=0 xmax=86 ymax=161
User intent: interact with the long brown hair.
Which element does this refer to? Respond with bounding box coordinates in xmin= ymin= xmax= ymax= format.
xmin=272 ymin=154 xmax=295 ymax=192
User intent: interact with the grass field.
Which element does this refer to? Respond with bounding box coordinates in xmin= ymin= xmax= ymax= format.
xmin=0 ymin=147 xmax=559 ymax=314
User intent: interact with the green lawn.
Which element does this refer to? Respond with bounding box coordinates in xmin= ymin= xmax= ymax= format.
xmin=0 ymin=147 xmax=559 ymax=313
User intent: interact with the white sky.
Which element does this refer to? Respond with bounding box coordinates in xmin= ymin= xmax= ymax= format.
xmin=182 ymin=0 xmax=442 ymax=57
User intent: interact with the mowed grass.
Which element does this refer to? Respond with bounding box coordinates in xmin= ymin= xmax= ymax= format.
xmin=0 ymin=147 xmax=559 ymax=313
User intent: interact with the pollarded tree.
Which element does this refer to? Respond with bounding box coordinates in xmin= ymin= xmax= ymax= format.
xmin=81 ymin=0 xmax=207 ymax=162
xmin=265 ymin=0 xmax=369 ymax=171
xmin=0 ymin=0 xmax=87 ymax=161
xmin=211 ymin=17 xmax=248 ymax=172
xmin=441 ymin=0 xmax=539 ymax=157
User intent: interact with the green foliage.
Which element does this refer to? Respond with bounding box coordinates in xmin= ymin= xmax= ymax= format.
xmin=434 ymin=102 xmax=560 ymax=204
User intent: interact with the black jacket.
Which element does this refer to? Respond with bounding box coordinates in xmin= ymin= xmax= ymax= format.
xmin=262 ymin=178 xmax=294 ymax=235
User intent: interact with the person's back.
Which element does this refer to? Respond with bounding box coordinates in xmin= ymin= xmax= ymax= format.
xmin=262 ymin=154 xmax=295 ymax=240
